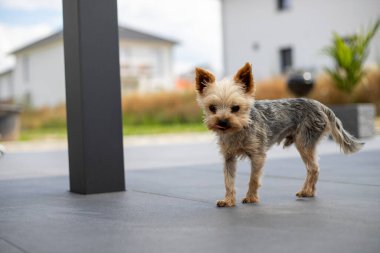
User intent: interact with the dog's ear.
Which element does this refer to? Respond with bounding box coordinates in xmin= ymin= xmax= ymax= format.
xmin=233 ymin=62 xmax=254 ymax=94
xmin=195 ymin=67 xmax=215 ymax=95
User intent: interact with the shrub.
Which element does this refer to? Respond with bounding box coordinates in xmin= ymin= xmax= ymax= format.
xmin=19 ymin=67 xmax=380 ymax=133
xmin=20 ymin=104 xmax=67 ymax=130
xmin=255 ymin=76 xmax=292 ymax=100
xmin=20 ymin=91 xmax=203 ymax=131
xmin=121 ymin=91 xmax=203 ymax=125
xmin=253 ymin=68 xmax=380 ymax=115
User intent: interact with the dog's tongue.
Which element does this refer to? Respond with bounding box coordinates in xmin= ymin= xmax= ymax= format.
xmin=215 ymin=125 xmax=226 ymax=130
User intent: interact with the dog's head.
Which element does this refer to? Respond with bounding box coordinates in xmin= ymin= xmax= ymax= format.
xmin=195 ymin=63 xmax=255 ymax=135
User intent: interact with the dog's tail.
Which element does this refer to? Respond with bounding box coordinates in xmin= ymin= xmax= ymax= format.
xmin=322 ymin=105 xmax=364 ymax=154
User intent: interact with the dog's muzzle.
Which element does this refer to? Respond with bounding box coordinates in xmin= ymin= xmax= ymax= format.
xmin=216 ymin=119 xmax=230 ymax=130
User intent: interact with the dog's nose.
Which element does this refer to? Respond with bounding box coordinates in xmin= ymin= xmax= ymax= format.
xmin=218 ymin=119 xmax=230 ymax=128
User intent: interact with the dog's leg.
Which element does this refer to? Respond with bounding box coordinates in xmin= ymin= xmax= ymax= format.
xmin=295 ymin=145 xmax=319 ymax=197
xmin=242 ymin=153 xmax=266 ymax=203
xmin=216 ymin=155 xmax=236 ymax=207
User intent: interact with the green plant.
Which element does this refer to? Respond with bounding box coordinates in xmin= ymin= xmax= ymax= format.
xmin=323 ymin=18 xmax=380 ymax=93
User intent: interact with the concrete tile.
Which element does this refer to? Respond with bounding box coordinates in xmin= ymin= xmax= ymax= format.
xmin=0 ymin=144 xmax=379 ymax=253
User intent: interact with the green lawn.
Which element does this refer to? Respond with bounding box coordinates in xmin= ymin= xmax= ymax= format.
xmin=19 ymin=123 xmax=207 ymax=141
xmin=123 ymin=123 xmax=207 ymax=135
xmin=20 ymin=128 xmax=68 ymax=141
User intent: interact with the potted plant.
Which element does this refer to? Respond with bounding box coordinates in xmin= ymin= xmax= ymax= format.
xmin=323 ymin=19 xmax=380 ymax=138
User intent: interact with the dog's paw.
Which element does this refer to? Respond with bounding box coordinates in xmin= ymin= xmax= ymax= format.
xmin=216 ymin=199 xmax=235 ymax=207
xmin=296 ymin=190 xmax=315 ymax=198
xmin=242 ymin=196 xmax=259 ymax=204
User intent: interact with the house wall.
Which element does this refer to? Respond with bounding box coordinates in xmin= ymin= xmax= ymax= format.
xmin=11 ymin=38 xmax=175 ymax=108
xmin=119 ymin=40 xmax=173 ymax=92
xmin=222 ymin=0 xmax=380 ymax=79
xmin=13 ymin=40 xmax=66 ymax=107
xmin=0 ymin=72 xmax=14 ymax=102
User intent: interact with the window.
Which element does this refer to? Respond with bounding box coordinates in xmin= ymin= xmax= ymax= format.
xmin=22 ymin=56 xmax=29 ymax=82
xmin=280 ymin=47 xmax=292 ymax=73
xmin=278 ymin=0 xmax=292 ymax=11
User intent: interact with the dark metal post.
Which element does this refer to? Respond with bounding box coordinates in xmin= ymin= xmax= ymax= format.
xmin=62 ymin=0 xmax=125 ymax=194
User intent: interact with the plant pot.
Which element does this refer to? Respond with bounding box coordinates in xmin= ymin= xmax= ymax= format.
xmin=329 ymin=103 xmax=375 ymax=138
xmin=287 ymin=71 xmax=314 ymax=97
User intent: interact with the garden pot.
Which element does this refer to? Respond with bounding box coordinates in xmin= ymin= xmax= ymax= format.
xmin=329 ymin=103 xmax=375 ymax=138
xmin=287 ymin=71 xmax=314 ymax=97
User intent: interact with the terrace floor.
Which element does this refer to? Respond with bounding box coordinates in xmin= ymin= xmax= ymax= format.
xmin=1 ymin=134 xmax=380 ymax=253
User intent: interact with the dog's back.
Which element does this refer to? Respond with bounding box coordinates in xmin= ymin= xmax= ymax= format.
xmin=251 ymin=98 xmax=364 ymax=153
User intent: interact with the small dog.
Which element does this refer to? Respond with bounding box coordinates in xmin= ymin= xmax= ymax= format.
xmin=195 ymin=63 xmax=363 ymax=207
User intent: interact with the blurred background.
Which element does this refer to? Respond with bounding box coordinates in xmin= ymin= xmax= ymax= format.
xmin=0 ymin=0 xmax=379 ymax=142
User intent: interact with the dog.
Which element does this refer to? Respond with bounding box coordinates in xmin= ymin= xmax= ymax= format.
xmin=195 ymin=62 xmax=363 ymax=207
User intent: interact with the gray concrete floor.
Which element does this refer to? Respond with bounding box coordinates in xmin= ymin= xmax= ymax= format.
xmin=0 ymin=136 xmax=380 ymax=253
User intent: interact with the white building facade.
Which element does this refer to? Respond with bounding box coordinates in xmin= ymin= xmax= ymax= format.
xmin=221 ymin=0 xmax=380 ymax=79
xmin=0 ymin=26 xmax=176 ymax=108
xmin=0 ymin=69 xmax=14 ymax=103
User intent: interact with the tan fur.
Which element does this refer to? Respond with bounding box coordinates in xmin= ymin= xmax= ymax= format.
xmin=233 ymin=62 xmax=255 ymax=95
xmin=295 ymin=142 xmax=319 ymax=197
xmin=243 ymin=152 xmax=265 ymax=203
xmin=195 ymin=68 xmax=216 ymax=94
xmin=195 ymin=63 xmax=363 ymax=207
xmin=217 ymin=155 xmax=236 ymax=207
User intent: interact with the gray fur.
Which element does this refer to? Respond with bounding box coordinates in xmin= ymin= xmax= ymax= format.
xmin=219 ymin=98 xmax=363 ymax=155
xmin=321 ymin=105 xmax=364 ymax=154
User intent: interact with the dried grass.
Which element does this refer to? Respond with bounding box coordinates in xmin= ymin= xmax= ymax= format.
xmin=121 ymin=91 xmax=202 ymax=125
xmin=254 ymin=68 xmax=380 ymax=115
xmin=19 ymin=67 xmax=380 ymax=131
xmin=20 ymin=104 xmax=67 ymax=130
xmin=353 ymin=67 xmax=380 ymax=113
xmin=255 ymin=75 xmax=292 ymax=100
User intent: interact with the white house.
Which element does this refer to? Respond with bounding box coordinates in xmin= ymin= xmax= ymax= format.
xmin=0 ymin=26 xmax=177 ymax=107
xmin=221 ymin=0 xmax=380 ymax=79
xmin=0 ymin=69 xmax=13 ymax=103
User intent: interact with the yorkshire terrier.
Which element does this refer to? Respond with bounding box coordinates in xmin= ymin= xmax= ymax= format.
xmin=195 ymin=63 xmax=363 ymax=207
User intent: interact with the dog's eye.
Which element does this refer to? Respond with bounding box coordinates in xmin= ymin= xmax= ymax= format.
xmin=209 ymin=105 xmax=217 ymax=113
xmin=231 ymin=105 xmax=240 ymax=113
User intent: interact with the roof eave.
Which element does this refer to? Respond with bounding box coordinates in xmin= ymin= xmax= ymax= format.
xmin=9 ymin=25 xmax=178 ymax=55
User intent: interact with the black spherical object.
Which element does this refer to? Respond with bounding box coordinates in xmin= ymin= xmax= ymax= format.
xmin=287 ymin=72 xmax=314 ymax=97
